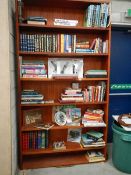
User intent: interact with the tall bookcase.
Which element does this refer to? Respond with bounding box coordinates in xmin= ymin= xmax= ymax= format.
xmin=16 ymin=0 xmax=111 ymax=169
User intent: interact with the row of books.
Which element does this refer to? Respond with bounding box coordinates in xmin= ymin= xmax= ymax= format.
xmin=22 ymin=130 xmax=48 ymax=151
xmin=90 ymin=38 xmax=108 ymax=54
xmin=59 ymin=82 xmax=106 ymax=103
xmin=21 ymin=90 xmax=44 ymax=104
xmin=22 ymin=129 xmax=105 ymax=151
xmin=20 ymin=33 xmax=108 ymax=53
xmin=84 ymin=3 xmax=110 ymax=28
xmin=21 ymin=60 xmax=47 ymax=78
xmin=82 ymin=109 xmax=106 ymax=127
xmin=83 ymin=81 xmax=106 ymax=102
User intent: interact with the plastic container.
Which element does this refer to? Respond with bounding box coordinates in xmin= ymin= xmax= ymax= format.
xmin=112 ymin=122 xmax=131 ymax=174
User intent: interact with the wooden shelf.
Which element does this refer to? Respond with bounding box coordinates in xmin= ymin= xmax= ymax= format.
xmin=19 ymin=23 xmax=110 ymax=31
xmin=20 ymin=77 xmax=108 ymax=81
xmin=22 ymin=153 xmax=88 ymax=169
xmin=21 ymin=101 xmax=107 ymax=107
xmin=19 ymin=51 xmax=108 ymax=57
xmin=21 ymin=124 xmax=106 ymax=132
xmin=22 ymin=142 xmax=105 ymax=155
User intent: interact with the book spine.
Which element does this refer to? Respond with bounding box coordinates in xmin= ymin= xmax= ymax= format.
xmin=45 ymin=130 xmax=48 ymax=148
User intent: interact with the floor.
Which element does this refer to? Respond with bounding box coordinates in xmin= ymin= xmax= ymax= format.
xmin=19 ymin=144 xmax=128 ymax=175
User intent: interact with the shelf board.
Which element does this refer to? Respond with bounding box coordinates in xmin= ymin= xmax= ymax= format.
xmin=22 ymin=152 xmax=88 ymax=169
xmin=19 ymin=23 xmax=110 ymax=31
xmin=22 ymin=142 xmax=105 ymax=155
xmin=21 ymin=101 xmax=107 ymax=107
xmin=20 ymin=77 xmax=108 ymax=81
xmin=19 ymin=51 xmax=108 ymax=57
xmin=21 ymin=124 xmax=106 ymax=132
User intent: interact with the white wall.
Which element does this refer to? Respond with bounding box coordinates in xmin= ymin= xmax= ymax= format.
xmin=8 ymin=0 xmax=18 ymax=174
xmin=111 ymin=0 xmax=131 ymax=23
xmin=0 ymin=0 xmax=12 ymax=175
xmin=0 ymin=0 xmax=16 ymax=175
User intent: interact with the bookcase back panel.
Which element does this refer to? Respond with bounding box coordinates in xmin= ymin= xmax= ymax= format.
xmin=83 ymin=57 xmax=108 ymax=72
xmin=22 ymin=152 xmax=88 ymax=169
xmin=50 ymin=129 xmax=67 ymax=143
xmin=23 ymin=6 xmax=84 ymax=27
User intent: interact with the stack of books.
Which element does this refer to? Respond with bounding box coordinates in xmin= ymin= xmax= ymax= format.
xmin=59 ymin=88 xmax=84 ymax=103
xmin=25 ymin=16 xmax=47 ymax=25
xmin=21 ymin=90 xmax=44 ymax=104
xmin=81 ymin=130 xmax=105 ymax=148
xmin=21 ymin=60 xmax=47 ymax=78
xmin=75 ymin=40 xmax=94 ymax=53
xmin=84 ymin=70 xmax=107 ymax=78
xmin=86 ymin=151 xmax=105 ymax=162
xmin=82 ymin=109 xmax=106 ymax=127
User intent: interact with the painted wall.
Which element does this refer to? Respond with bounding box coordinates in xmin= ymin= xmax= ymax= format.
xmin=8 ymin=0 xmax=18 ymax=174
xmin=111 ymin=0 xmax=131 ymax=23
xmin=0 ymin=0 xmax=12 ymax=175
xmin=0 ymin=0 xmax=16 ymax=175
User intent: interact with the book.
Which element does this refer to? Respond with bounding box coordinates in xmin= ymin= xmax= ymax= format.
xmin=34 ymin=123 xmax=54 ymax=130
xmin=27 ymin=21 xmax=46 ymax=25
xmin=87 ymin=151 xmax=105 ymax=162
xmin=54 ymin=18 xmax=78 ymax=26
xmin=25 ymin=16 xmax=47 ymax=25
xmin=86 ymin=130 xmax=103 ymax=139
xmin=67 ymin=128 xmax=82 ymax=143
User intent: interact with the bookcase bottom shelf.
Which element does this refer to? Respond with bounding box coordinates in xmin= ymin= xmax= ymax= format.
xmin=22 ymin=153 xmax=89 ymax=169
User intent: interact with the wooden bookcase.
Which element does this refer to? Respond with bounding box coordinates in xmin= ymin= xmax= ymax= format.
xmin=15 ymin=0 xmax=111 ymax=169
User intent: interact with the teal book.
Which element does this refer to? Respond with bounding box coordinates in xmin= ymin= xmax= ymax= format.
xmin=86 ymin=130 xmax=103 ymax=139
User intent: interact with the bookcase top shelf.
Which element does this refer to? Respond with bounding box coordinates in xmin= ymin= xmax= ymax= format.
xmin=23 ymin=0 xmax=110 ymax=6
xmin=19 ymin=23 xmax=110 ymax=31
xmin=19 ymin=51 xmax=108 ymax=57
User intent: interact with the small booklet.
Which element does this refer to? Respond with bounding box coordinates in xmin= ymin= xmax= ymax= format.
xmin=34 ymin=123 xmax=54 ymax=130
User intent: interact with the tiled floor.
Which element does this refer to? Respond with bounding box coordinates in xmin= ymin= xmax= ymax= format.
xmin=19 ymin=144 xmax=128 ymax=175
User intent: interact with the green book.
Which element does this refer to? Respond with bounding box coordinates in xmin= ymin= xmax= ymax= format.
xmin=86 ymin=130 xmax=103 ymax=139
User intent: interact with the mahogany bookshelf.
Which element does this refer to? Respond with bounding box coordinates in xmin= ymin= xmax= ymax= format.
xmin=16 ymin=0 xmax=111 ymax=169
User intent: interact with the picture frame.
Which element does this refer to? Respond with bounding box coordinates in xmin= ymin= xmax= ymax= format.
xmin=48 ymin=58 xmax=83 ymax=78
xmin=23 ymin=108 xmax=43 ymax=126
